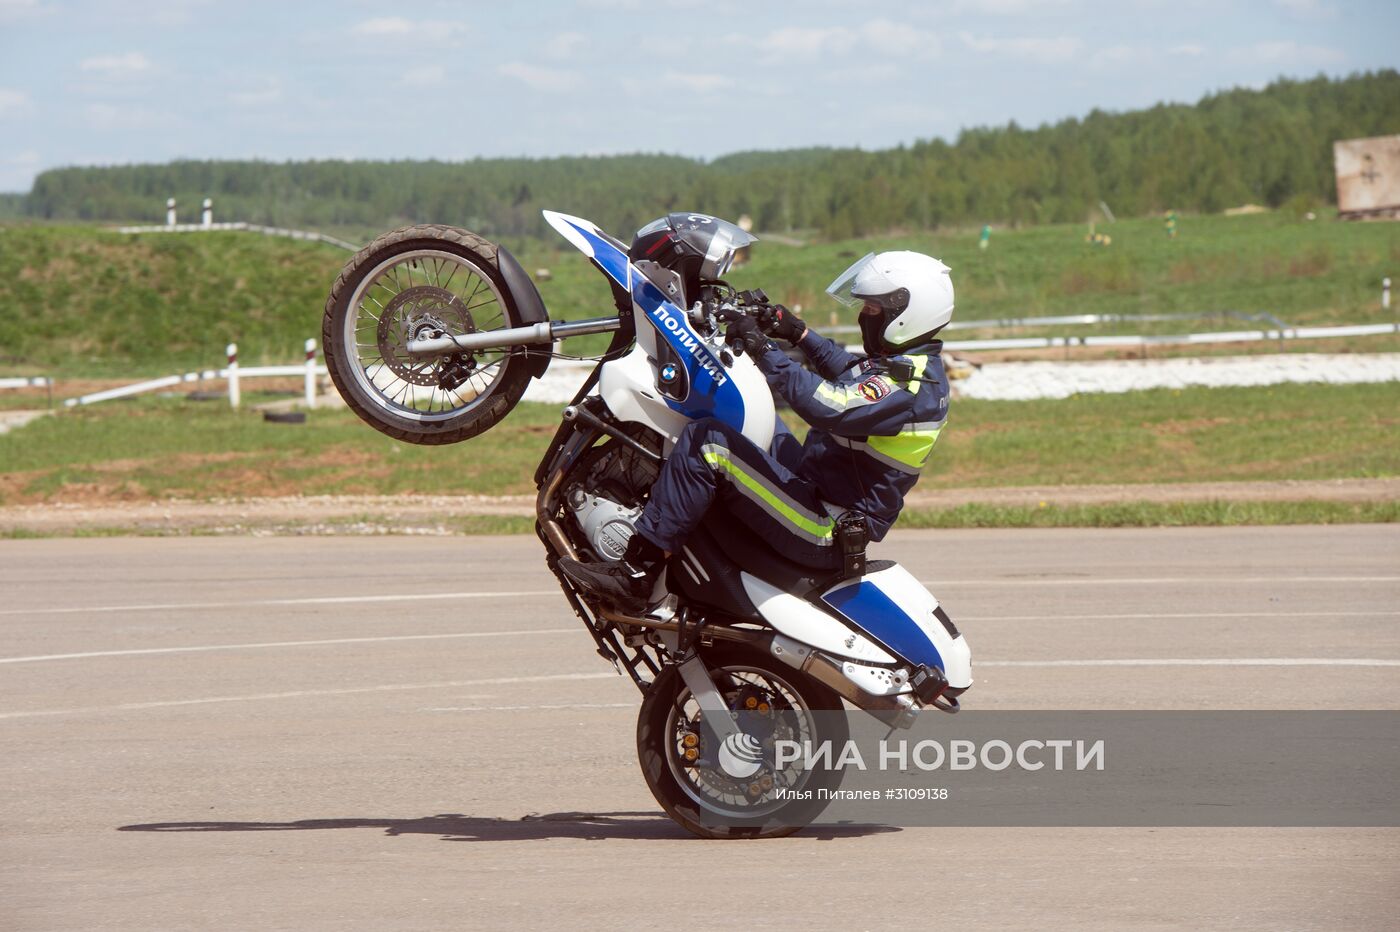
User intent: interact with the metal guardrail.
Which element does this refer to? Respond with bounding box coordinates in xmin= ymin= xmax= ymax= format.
xmin=114 ymin=221 xmax=359 ymax=251
xmin=827 ymin=308 xmax=1313 ymax=335
xmin=941 ymin=322 xmax=1398 ymax=353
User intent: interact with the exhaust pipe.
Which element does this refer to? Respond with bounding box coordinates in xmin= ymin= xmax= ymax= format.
xmin=770 ymin=637 xmax=919 ymax=730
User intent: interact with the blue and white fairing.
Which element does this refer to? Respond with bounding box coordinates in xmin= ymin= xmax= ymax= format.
xmin=740 ymin=562 xmax=972 ymax=693
xmin=822 ymin=564 xmax=973 ymax=690
xmin=542 ymin=210 xmax=775 ymax=450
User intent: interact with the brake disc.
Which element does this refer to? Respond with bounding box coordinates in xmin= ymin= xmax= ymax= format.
xmin=376 ymin=285 xmax=476 ymax=386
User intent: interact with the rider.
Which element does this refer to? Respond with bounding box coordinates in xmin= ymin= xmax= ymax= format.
xmin=560 ymin=241 xmax=955 ymax=612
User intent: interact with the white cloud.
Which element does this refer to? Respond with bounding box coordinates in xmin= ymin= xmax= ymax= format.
xmin=352 ymin=16 xmax=412 ymax=36
xmin=1273 ymin=0 xmax=1335 ymax=15
xmin=0 ymin=149 xmax=41 ymax=193
xmin=545 ymin=32 xmax=587 ymax=60
xmin=86 ymin=103 xmax=171 ymax=130
xmin=952 ymin=0 xmax=1074 ymax=12
xmin=0 ymin=0 xmax=43 ymax=21
xmin=349 ymin=17 xmax=466 ymax=44
xmin=755 ymin=26 xmax=853 ymax=57
xmin=400 ymin=65 xmax=447 ymax=88
xmin=1227 ymin=40 xmax=1346 ymax=66
xmin=1089 ymin=44 xmax=1143 ymax=68
xmin=1169 ymin=43 xmax=1206 ymax=57
xmin=228 ymin=78 xmax=283 ymax=107
xmin=662 ymin=72 xmax=734 ymax=94
xmin=958 ymin=32 xmax=1082 ymax=64
xmin=580 ymin=0 xmax=727 ymax=8
xmin=739 ymin=19 xmax=939 ymax=59
xmin=497 ymin=62 xmax=577 ymax=92
xmin=79 ymin=52 xmax=152 ymax=76
xmin=0 ymin=88 xmax=32 ymax=117
xmin=862 ymin=18 xmax=941 ymax=58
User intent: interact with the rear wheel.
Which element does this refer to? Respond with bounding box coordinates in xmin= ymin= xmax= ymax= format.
xmin=636 ymin=644 xmax=849 ymax=839
xmin=322 ymin=225 xmax=532 ymax=445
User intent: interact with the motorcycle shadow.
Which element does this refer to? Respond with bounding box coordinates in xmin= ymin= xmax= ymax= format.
xmin=117 ymin=811 xmax=900 ymax=842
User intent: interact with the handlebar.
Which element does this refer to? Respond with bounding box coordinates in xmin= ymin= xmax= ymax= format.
xmin=702 ymin=287 xmax=791 ymax=357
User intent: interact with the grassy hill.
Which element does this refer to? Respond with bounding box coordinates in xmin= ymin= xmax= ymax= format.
xmin=0 ymin=226 xmax=347 ymax=374
xmin=1 ymin=206 xmax=1397 ymax=375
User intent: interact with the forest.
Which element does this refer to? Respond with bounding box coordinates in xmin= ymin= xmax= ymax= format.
xmin=18 ymin=71 xmax=1400 ymax=239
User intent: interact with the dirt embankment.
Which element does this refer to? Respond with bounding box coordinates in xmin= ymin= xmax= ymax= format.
xmin=1 ymin=479 xmax=1395 ymax=535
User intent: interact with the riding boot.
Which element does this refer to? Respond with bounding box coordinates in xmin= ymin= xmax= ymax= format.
xmin=558 ymin=533 xmax=666 ymax=614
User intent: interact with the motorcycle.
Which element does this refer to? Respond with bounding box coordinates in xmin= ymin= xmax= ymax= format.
xmin=321 ymin=211 xmax=973 ymax=838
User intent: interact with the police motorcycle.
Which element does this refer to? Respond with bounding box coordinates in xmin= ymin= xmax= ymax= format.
xmin=321 ymin=211 xmax=972 ymax=838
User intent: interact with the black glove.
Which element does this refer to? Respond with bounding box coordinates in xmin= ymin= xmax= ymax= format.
xmin=764 ymin=305 xmax=807 ymax=345
xmin=725 ymin=314 xmax=769 ymax=357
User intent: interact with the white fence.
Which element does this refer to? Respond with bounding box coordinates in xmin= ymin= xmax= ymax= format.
xmin=62 ymin=342 xmax=324 ymax=409
xmin=0 ymin=376 xmax=51 ymax=390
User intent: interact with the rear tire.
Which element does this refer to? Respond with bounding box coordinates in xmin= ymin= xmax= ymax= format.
xmin=636 ymin=644 xmax=849 ymax=839
xmin=322 ymin=224 xmax=532 ymax=445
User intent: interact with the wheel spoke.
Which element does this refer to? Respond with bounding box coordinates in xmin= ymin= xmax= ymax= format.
xmin=342 ymin=246 xmax=521 ymax=423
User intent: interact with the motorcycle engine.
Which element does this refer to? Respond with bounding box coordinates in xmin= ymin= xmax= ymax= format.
xmin=567 ymin=489 xmax=642 ymax=561
xmin=564 ymin=429 xmax=662 ymax=561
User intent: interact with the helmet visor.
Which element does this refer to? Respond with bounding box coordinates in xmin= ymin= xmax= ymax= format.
xmin=825 ymin=253 xmax=877 ymax=308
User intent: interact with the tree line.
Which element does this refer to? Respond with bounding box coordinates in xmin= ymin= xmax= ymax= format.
xmin=20 ymin=71 xmax=1399 ymax=239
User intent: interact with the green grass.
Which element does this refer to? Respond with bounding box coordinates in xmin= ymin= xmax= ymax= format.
xmin=897 ymin=500 xmax=1400 ymax=529
xmin=931 ymin=381 xmax=1400 ymax=486
xmin=510 ymin=207 xmax=1400 ymax=354
xmin=2 ymin=208 xmax=1398 ymax=375
xmin=1 ymin=382 xmax=1395 ymax=506
xmin=0 ymin=392 xmax=560 ymax=502
xmin=0 ymin=226 xmax=347 ymax=375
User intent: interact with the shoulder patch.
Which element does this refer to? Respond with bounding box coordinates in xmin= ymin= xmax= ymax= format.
xmin=858 ymin=376 xmax=894 ymax=402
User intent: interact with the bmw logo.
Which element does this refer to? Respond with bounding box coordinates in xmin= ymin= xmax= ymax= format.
xmin=659 ymin=364 xmax=678 ymax=384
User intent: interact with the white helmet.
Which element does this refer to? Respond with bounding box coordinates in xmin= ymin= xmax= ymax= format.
xmin=826 ymin=251 xmax=954 ymax=355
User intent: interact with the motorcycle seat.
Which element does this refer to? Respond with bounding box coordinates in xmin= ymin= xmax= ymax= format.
xmin=696 ymin=514 xmax=893 ymax=597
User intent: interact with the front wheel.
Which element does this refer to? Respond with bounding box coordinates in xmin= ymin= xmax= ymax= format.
xmin=322 ymin=224 xmax=532 ymax=445
xmin=637 ymin=644 xmax=849 ymax=839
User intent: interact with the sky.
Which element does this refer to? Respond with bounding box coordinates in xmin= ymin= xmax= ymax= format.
xmin=0 ymin=0 xmax=1396 ymax=193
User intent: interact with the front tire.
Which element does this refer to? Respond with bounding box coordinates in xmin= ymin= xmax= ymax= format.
xmin=322 ymin=224 xmax=532 ymax=445
xmin=637 ymin=644 xmax=849 ymax=839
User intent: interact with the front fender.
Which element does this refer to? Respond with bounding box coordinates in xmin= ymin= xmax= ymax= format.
xmin=497 ymin=244 xmax=552 ymax=379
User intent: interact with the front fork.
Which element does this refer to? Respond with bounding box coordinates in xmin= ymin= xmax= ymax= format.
xmin=534 ymin=409 xmax=667 ymax=691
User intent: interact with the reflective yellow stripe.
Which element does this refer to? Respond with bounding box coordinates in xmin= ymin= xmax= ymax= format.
xmin=813 ymin=381 xmax=872 ymax=412
xmin=866 ymin=422 xmax=943 ymax=471
xmin=701 ymin=450 xmax=835 ymax=540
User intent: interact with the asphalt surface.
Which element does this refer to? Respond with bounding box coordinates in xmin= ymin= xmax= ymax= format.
xmin=2 ymin=526 xmax=1397 ymax=931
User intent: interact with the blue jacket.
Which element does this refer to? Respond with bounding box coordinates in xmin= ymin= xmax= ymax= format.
xmin=757 ymin=329 xmax=949 ymax=541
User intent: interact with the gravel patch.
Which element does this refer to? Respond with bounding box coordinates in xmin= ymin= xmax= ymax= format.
xmin=957 ymin=352 xmax=1400 ymax=401
xmin=521 ymin=353 xmax=1400 ymax=406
